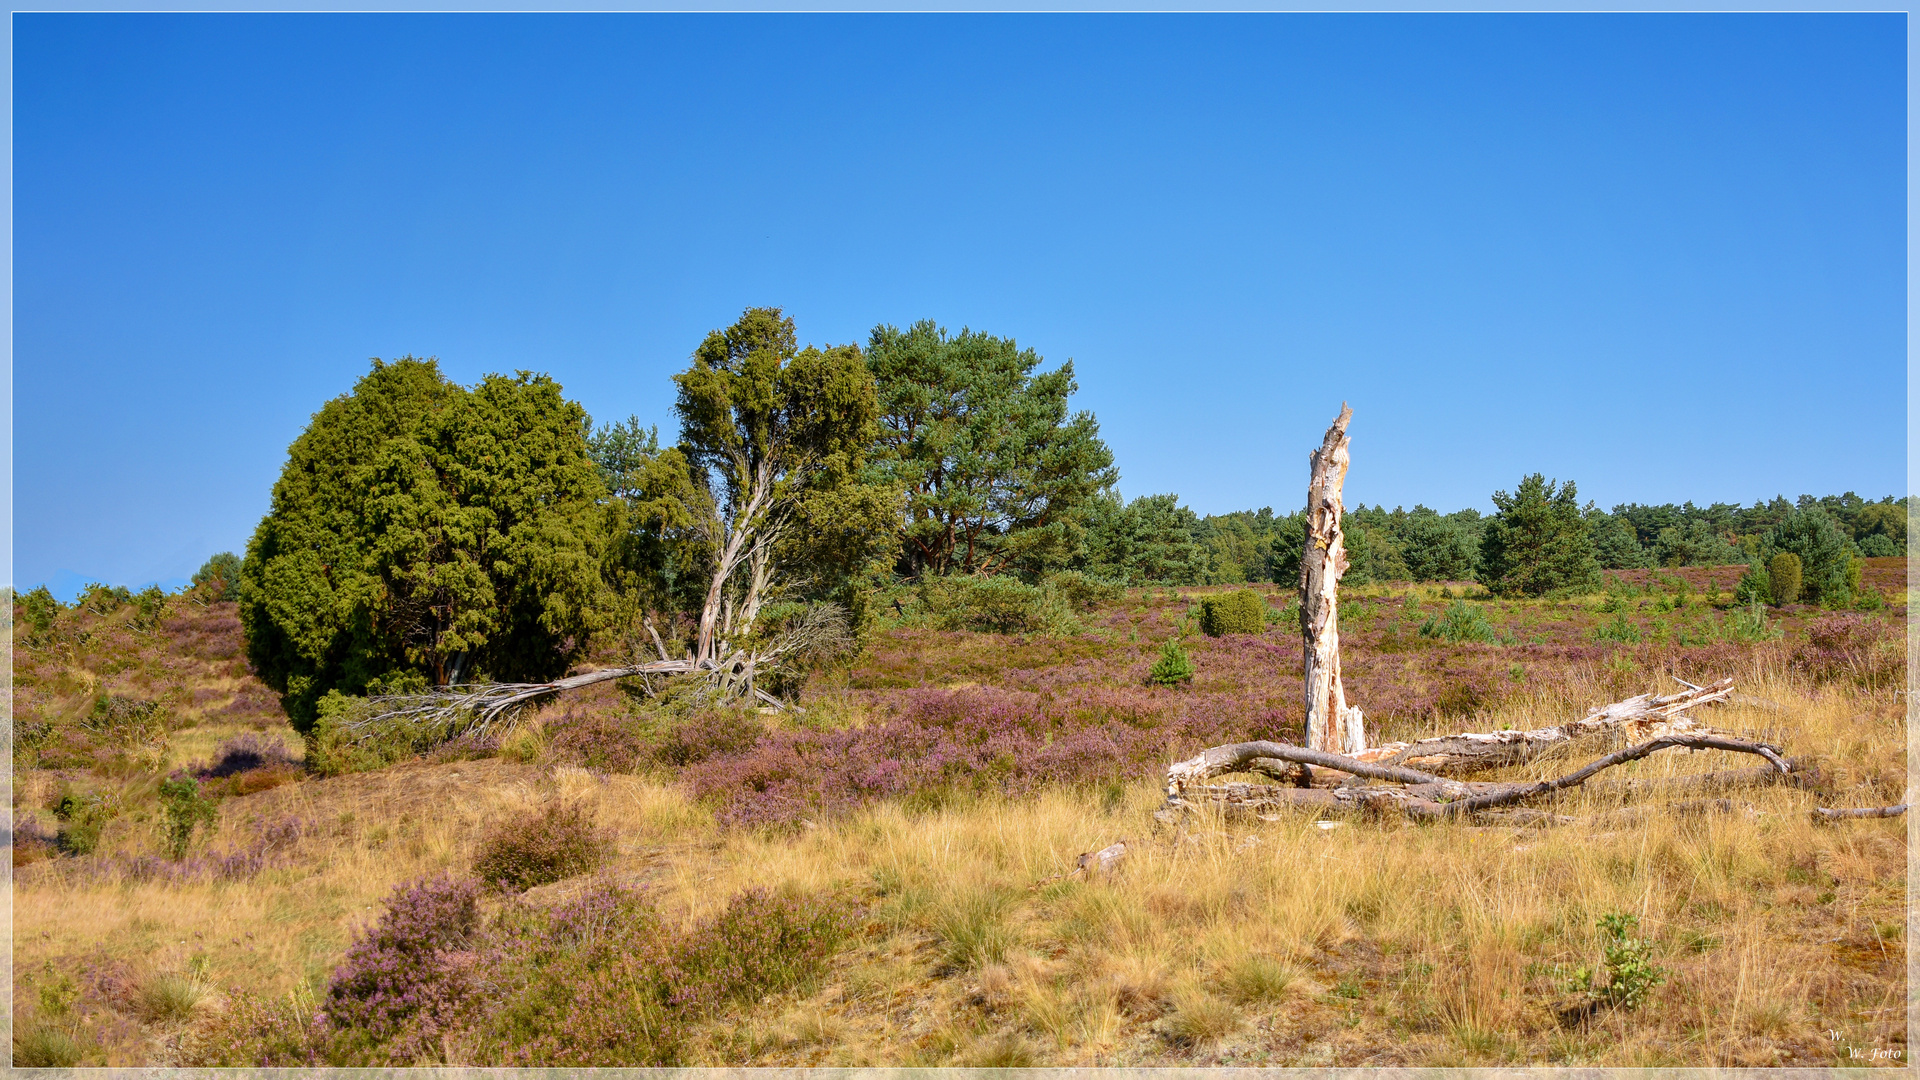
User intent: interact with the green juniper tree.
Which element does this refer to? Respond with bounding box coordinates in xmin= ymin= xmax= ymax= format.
xmin=239 ymin=358 xmax=607 ymax=732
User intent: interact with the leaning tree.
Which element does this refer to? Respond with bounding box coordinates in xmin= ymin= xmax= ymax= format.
xmin=340 ymin=308 xmax=900 ymax=742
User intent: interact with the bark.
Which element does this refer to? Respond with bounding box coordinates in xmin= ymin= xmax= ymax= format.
xmin=1357 ymin=678 xmax=1738 ymax=776
xmin=1160 ymin=728 xmax=1789 ymax=824
xmin=1812 ymin=805 xmax=1908 ymax=822
xmin=1300 ymin=403 xmax=1365 ymax=756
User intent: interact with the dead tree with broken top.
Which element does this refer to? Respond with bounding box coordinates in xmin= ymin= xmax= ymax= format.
xmin=1300 ymin=403 xmax=1366 ymax=756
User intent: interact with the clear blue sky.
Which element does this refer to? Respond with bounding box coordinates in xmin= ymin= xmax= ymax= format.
xmin=15 ymin=13 xmax=1906 ymax=596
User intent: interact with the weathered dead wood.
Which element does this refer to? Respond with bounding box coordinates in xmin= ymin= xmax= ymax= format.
xmin=1358 ymin=677 xmax=1737 ymax=776
xmin=1812 ymin=804 xmax=1908 ymax=822
xmin=1584 ymin=756 xmax=1822 ymax=800
xmin=1300 ymin=404 xmax=1365 ymax=756
xmin=1159 ymin=731 xmax=1788 ymax=824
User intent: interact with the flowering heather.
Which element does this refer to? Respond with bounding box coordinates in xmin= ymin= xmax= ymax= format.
xmin=319 ymin=874 xmax=484 ymax=1064
xmin=187 ymin=873 xmax=860 ymax=1066
xmin=471 ymin=802 xmax=612 ymax=892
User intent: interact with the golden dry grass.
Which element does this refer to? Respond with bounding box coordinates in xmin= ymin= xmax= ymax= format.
xmin=12 ymin=665 xmax=1907 ymax=1067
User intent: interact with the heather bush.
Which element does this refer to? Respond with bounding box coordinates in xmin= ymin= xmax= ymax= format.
xmin=1767 ymin=552 xmax=1802 ymax=606
xmin=200 ymin=732 xmax=299 ymax=778
xmin=667 ymin=887 xmax=859 ymax=1009
xmin=473 ymin=885 xmax=681 ymax=1066
xmin=472 ymin=803 xmax=612 ymax=892
xmin=1199 ymin=589 xmax=1265 ymax=636
xmin=545 ymin=709 xmax=655 ymax=773
xmin=320 ymin=875 xmax=484 ymax=1065
xmin=652 ymin=709 xmax=765 ymax=768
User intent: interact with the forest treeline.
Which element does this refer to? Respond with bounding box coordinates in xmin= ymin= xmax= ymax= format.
xmin=32 ymin=307 xmax=1903 ymax=718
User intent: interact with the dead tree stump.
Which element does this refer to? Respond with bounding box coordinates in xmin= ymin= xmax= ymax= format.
xmin=1301 ymin=403 xmax=1365 ymax=756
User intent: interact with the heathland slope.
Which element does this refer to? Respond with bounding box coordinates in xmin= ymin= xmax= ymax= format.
xmin=10 ymin=561 xmax=1908 ymax=1067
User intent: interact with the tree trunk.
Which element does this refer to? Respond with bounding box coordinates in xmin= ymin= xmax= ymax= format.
xmin=1300 ymin=403 xmax=1365 ymax=755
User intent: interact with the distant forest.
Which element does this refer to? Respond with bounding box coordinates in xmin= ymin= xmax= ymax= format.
xmin=1114 ymin=491 xmax=1909 ymax=588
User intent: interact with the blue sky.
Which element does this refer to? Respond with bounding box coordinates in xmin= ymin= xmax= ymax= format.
xmin=14 ymin=13 xmax=1906 ymax=596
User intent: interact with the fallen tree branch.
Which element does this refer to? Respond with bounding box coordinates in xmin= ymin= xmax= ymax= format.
xmin=1159 ymin=730 xmax=1790 ymax=824
xmin=1357 ymin=678 xmax=1738 ymax=776
xmin=1812 ymin=804 xmax=1908 ymax=822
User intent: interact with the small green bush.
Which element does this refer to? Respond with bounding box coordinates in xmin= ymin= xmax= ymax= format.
xmin=1733 ymin=561 xmax=1771 ymax=606
xmin=159 ymin=773 xmax=219 ymax=859
xmin=1147 ymin=638 xmax=1194 ymax=687
xmin=131 ymin=585 xmax=169 ymax=630
xmin=918 ymin=575 xmax=1079 ymax=636
xmin=472 ymin=803 xmax=612 ymax=892
xmin=1418 ymin=601 xmax=1499 ymax=644
xmin=1589 ymin=611 xmax=1642 ymax=645
xmin=51 ymin=787 xmax=118 ymax=856
xmin=1198 ymin=589 xmax=1265 ymax=636
xmin=1569 ymin=912 xmax=1667 ymax=1011
xmin=1722 ymin=601 xmax=1781 ymax=644
xmin=1040 ymin=570 xmax=1125 ymax=612
xmin=1767 ymin=552 xmax=1802 ymax=606
xmin=193 ymin=552 xmax=245 ymax=601
xmin=18 ymin=585 xmax=61 ymax=645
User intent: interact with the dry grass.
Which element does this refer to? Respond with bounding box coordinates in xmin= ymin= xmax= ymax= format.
xmin=13 ymin=663 xmax=1906 ymax=1066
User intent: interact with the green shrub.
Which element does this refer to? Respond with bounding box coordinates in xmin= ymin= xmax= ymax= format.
xmin=131 ymin=585 xmax=169 ymax=630
xmin=1147 ymin=638 xmax=1194 ymax=687
xmin=1589 ymin=611 xmax=1642 ymax=645
xmin=192 ymin=552 xmax=245 ymax=601
xmin=472 ymin=803 xmax=612 ymax=892
xmin=1723 ymin=602 xmax=1781 ymax=644
xmin=80 ymin=582 xmax=133 ymax=615
xmin=1198 ymin=589 xmax=1265 ymax=636
xmin=918 ymin=575 xmax=1079 ymax=636
xmin=1767 ymin=552 xmax=1802 ymax=606
xmin=1859 ymin=533 xmax=1899 ymax=558
xmin=1733 ymin=561 xmax=1771 ymax=606
xmin=1418 ymin=601 xmax=1499 ymax=644
xmin=51 ymin=787 xmax=118 ymax=856
xmin=18 ymin=585 xmax=61 ymax=644
xmin=1569 ymin=912 xmax=1667 ymax=1011
xmin=1040 ymin=570 xmax=1125 ymax=612
xmin=159 ymin=773 xmax=220 ymax=859
xmin=1841 ymin=555 xmax=1864 ymax=606
xmin=304 ymin=691 xmax=430 ymax=777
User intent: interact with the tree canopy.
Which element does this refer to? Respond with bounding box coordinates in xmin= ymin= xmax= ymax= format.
xmin=867 ymin=320 xmax=1115 ymax=579
xmin=240 ymin=358 xmax=606 ymax=732
xmin=1478 ymin=474 xmax=1599 ymax=598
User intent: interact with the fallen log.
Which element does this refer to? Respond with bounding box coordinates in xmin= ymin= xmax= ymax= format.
xmin=1159 ymin=731 xmax=1789 ymax=824
xmin=1358 ymin=678 xmax=1738 ymax=776
xmin=1811 ymin=804 xmax=1908 ymax=822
